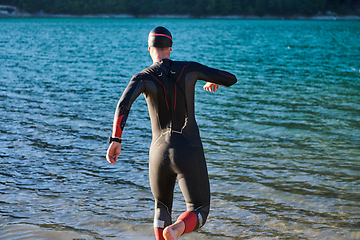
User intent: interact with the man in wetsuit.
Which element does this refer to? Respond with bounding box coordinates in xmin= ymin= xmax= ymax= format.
xmin=106 ymin=26 xmax=237 ymax=240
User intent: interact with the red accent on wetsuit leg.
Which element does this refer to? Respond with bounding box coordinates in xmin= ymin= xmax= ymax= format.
xmin=154 ymin=228 xmax=165 ymax=240
xmin=177 ymin=211 xmax=197 ymax=234
xmin=113 ymin=115 xmax=124 ymax=138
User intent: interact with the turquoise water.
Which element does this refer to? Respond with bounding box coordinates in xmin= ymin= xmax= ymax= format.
xmin=0 ymin=18 xmax=359 ymax=239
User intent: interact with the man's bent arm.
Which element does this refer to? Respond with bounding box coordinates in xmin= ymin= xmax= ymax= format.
xmin=107 ymin=75 xmax=145 ymax=163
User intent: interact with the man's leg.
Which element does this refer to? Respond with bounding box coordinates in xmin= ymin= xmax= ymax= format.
xmin=153 ymin=198 xmax=174 ymax=240
xmin=163 ymin=147 xmax=211 ymax=239
xmin=149 ymin=145 xmax=177 ymax=240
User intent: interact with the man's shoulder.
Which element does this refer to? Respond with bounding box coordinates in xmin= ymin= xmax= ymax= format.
xmin=129 ymin=71 xmax=151 ymax=83
xmin=172 ymin=60 xmax=200 ymax=64
xmin=131 ymin=61 xmax=204 ymax=79
xmin=172 ymin=60 xmax=203 ymax=68
xmin=132 ymin=65 xmax=156 ymax=79
xmin=137 ymin=61 xmax=169 ymax=76
xmin=139 ymin=62 xmax=161 ymax=74
xmin=131 ymin=72 xmax=147 ymax=78
xmin=173 ymin=61 xmax=206 ymax=74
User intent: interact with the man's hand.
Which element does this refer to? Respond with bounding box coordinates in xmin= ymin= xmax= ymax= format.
xmin=203 ymin=82 xmax=219 ymax=92
xmin=106 ymin=142 xmax=121 ymax=164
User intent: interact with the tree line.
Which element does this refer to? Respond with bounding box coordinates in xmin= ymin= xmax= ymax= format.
xmin=1 ymin=0 xmax=359 ymax=17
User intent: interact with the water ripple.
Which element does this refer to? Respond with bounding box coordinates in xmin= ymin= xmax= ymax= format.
xmin=0 ymin=18 xmax=359 ymax=239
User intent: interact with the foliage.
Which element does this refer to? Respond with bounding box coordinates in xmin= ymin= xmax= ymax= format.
xmin=0 ymin=0 xmax=359 ymax=16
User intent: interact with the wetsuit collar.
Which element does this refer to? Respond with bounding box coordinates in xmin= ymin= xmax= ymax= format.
xmin=158 ymin=59 xmax=172 ymax=75
xmin=160 ymin=58 xmax=171 ymax=63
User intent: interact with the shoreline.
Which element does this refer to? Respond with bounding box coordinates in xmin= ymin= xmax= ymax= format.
xmin=1 ymin=5 xmax=360 ymax=20
xmin=2 ymin=14 xmax=360 ymax=21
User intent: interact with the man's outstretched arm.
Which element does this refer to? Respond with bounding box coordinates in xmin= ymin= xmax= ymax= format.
xmin=196 ymin=63 xmax=237 ymax=87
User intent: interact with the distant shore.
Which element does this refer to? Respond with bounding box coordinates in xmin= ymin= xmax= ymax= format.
xmin=1 ymin=5 xmax=359 ymax=20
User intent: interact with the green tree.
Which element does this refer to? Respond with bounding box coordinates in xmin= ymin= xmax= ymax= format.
xmin=255 ymin=0 xmax=267 ymax=16
xmin=1 ymin=0 xmax=357 ymax=17
xmin=220 ymin=0 xmax=233 ymax=15
xmin=268 ymin=0 xmax=284 ymax=15
xmin=189 ymin=0 xmax=208 ymax=17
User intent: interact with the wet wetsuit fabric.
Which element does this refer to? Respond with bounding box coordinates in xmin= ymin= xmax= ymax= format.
xmin=112 ymin=59 xmax=237 ymax=233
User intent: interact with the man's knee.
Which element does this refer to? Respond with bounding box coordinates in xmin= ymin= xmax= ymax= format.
xmin=193 ymin=206 xmax=209 ymax=230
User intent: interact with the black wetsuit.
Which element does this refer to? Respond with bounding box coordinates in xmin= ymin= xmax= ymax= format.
xmin=113 ymin=59 xmax=237 ymax=230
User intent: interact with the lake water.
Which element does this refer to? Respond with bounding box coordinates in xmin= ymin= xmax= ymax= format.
xmin=0 ymin=18 xmax=359 ymax=240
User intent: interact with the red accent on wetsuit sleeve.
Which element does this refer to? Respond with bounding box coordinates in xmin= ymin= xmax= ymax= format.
xmin=113 ymin=115 xmax=124 ymax=138
xmin=219 ymin=70 xmax=236 ymax=78
xmin=178 ymin=211 xmax=197 ymax=234
xmin=154 ymin=228 xmax=165 ymax=240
